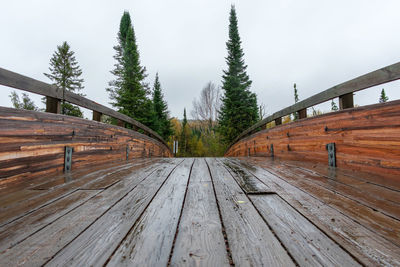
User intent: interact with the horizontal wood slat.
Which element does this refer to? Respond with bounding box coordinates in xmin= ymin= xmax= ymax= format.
xmin=0 ymin=107 xmax=172 ymax=180
xmin=230 ymin=61 xmax=400 ymax=147
xmin=225 ymin=100 xmax=400 ymax=181
xmin=0 ymin=67 xmax=168 ymax=148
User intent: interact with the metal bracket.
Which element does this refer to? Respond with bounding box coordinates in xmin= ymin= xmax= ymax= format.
xmin=126 ymin=145 xmax=129 ymax=160
xmin=270 ymin=144 xmax=274 ymax=157
xmin=64 ymin=146 xmax=73 ymax=172
xmin=326 ymin=143 xmax=336 ymax=167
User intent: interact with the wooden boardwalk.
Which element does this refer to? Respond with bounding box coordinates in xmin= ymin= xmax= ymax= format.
xmin=0 ymin=157 xmax=399 ymax=266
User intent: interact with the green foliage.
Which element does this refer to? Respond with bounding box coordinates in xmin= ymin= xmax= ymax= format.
xmin=293 ymin=83 xmax=299 ymax=120
xmin=44 ymin=41 xmax=84 ymax=117
xmin=152 ymin=73 xmax=173 ymax=139
xmin=107 ymin=11 xmax=153 ymax=127
xmin=179 ymin=108 xmax=189 ymax=155
xmin=331 ymin=99 xmax=339 ymax=111
xmin=379 ymin=89 xmax=389 ymax=103
xmin=9 ymin=91 xmax=38 ymax=111
xmin=218 ymin=5 xmax=258 ymax=144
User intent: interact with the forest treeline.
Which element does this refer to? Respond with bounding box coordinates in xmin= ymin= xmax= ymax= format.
xmin=9 ymin=6 xmax=390 ymax=157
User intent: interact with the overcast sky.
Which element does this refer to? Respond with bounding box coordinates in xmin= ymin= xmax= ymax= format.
xmin=1 ymin=0 xmax=400 ymax=119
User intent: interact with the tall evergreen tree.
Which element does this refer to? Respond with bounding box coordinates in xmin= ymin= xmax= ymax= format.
xmin=331 ymin=99 xmax=339 ymax=111
xmin=107 ymin=11 xmax=153 ymax=127
xmin=44 ymin=41 xmax=84 ymax=117
xmin=379 ymin=89 xmax=389 ymax=103
xmin=9 ymin=91 xmax=38 ymax=111
xmin=293 ymin=83 xmax=300 ymax=120
xmin=180 ymin=108 xmax=188 ymax=156
xmin=218 ymin=5 xmax=258 ymax=144
xmin=152 ymin=73 xmax=173 ymax=139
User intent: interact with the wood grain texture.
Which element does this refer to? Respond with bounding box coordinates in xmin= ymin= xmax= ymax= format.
xmin=206 ymin=158 xmax=295 ymax=267
xmin=106 ymin=159 xmax=194 ymax=266
xmin=226 ymin=100 xmax=400 ymax=181
xmin=221 ymin=159 xmax=272 ymax=194
xmin=251 ymin=158 xmax=400 ymax=247
xmin=46 ymin=159 xmax=181 ymax=266
xmin=0 ymin=189 xmax=99 ymax=252
xmin=230 ymin=158 xmax=400 ymax=266
xmin=231 ymin=61 xmax=400 ymax=144
xmin=0 ymin=160 xmax=170 ymax=266
xmin=0 ymin=159 xmax=156 ymax=226
xmin=0 ymin=107 xmax=171 ymax=181
xmin=170 ymin=159 xmax=230 ymax=266
xmin=0 ymin=68 xmax=167 ymax=145
xmin=250 ymin=194 xmax=360 ymax=266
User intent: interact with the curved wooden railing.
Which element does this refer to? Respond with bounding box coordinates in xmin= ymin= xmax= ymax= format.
xmin=0 ymin=68 xmax=172 ymax=180
xmin=229 ymin=61 xmax=400 ymax=147
xmin=0 ymin=67 xmax=169 ymax=149
xmin=225 ymin=62 xmax=400 ymax=180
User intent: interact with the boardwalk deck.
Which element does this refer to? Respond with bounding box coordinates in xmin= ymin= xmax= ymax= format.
xmin=0 ymin=157 xmax=399 ymax=266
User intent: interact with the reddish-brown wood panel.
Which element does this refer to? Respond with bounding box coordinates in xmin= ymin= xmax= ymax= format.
xmin=226 ymin=100 xmax=400 ymax=181
xmin=0 ymin=107 xmax=172 ymax=181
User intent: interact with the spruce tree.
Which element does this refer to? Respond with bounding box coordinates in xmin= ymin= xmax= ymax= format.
xmin=152 ymin=73 xmax=173 ymax=139
xmin=379 ymin=89 xmax=389 ymax=103
xmin=331 ymin=99 xmax=339 ymax=111
xmin=180 ymin=108 xmax=188 ymax=156
xmin=9 ymin=91 xmax=38 ymax=111
xmin=293 ymin=83 xmax=299 ymax=120
xmin=107 ymin=11 xmax=153 ymax=127
xmin=44 ymin=41 xmax=84 ymax=117
xmin=218 ymin=5 xmax=258 ymax=144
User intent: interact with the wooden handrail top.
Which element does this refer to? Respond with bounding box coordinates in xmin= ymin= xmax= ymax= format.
xmin=229 ymin=61 xmax=400 ymax=148
xmin=0 ymin=67 xmax=169 ymax=149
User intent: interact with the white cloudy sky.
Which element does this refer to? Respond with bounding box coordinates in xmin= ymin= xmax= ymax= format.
xmin=1 ymin=0 xmax=400 ymax=119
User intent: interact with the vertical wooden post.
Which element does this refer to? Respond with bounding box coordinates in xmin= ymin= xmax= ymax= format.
xmin=92 ymin=111 xmax=102 ymax=122
xmin=46 ymin=96 xmax=61 ymax=114
xmin=339 ymin=93 xmax=354 ymax=110
xmin=275 ymin=117 xmax=282 ymax=126
xmin=117 ymin=119 xmax=125 ymax=127
xmin=298 ymin=108 xmax=307 ymax=119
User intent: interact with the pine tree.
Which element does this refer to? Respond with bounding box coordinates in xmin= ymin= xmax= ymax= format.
xmin=44 ymin=41 xmax=84 ymax=117
xmin=293 ymin=83 xmax=299 ymax=120
xmin=9 ymin=91 xmax=38 ymax=111
xmin=107 ymin=11 xmax=153 ymax=127
xmin=180 ymin=108 xmax=188 ymax=156
xmin=152 ymin=73 xmax=173 ymax=139
xmin=218 ymin=5 xmax=258 ymax=144
xmin=331 ymin=99 xmax=339 ymax=111
xmin=379 ymin=89 xmax=389 ymax=103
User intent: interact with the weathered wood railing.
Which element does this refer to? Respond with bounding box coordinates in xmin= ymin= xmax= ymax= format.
xmin=226 ymin=62 xmax=400 ymax=181
xmin=0 ymin=68 xmax=172 ymax=180
xmin=0 ymin=67 xmax=168 ymax=148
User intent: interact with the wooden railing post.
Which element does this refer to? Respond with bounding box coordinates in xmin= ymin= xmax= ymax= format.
xmin=339 ymin=93 xmax=354 ymax=110
xmin=117 ymin=119 xmax=125 ymax=127
xmin=275 ymin=117 xmax=282 ymax=126
xmin=298 ymin=108 xmax=307 ymax=119
xmin=93 ymin=111 xmax=102 ymax=122
xmin=45 ymin=96 xmax=61 ymax=114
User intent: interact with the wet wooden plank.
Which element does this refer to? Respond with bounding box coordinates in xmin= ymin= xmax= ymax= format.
xmin=170 ymin=159 xmax=229 ymax=266
xmin=46 ymin=159 xmax=182 ymax=266
xmin=206 ymin=158 xmax=295 ymax=266
xmin=0 ymin=159 xmax=156 ymax=226
xmin=282 ymin=159 xmax=400 ymax=203
xmin=279 ymin=161 xmax=400 ymax=220
xmin=231 ymin=158 xmax=400 ymax=266
xmin=221 ymin=159 xmax=273 ymax=194
xmin=0 ymin=160 xmax=174 ymax=266
xmin=250 ymin=194 xmax=360 ymax=266
xmin=251 ymin=159 xmax=400 ymax=247
xmin=106 ymin=159 xmax=194 ymax=266
xmin=0 ymin=189 xmax=99 ymax=252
